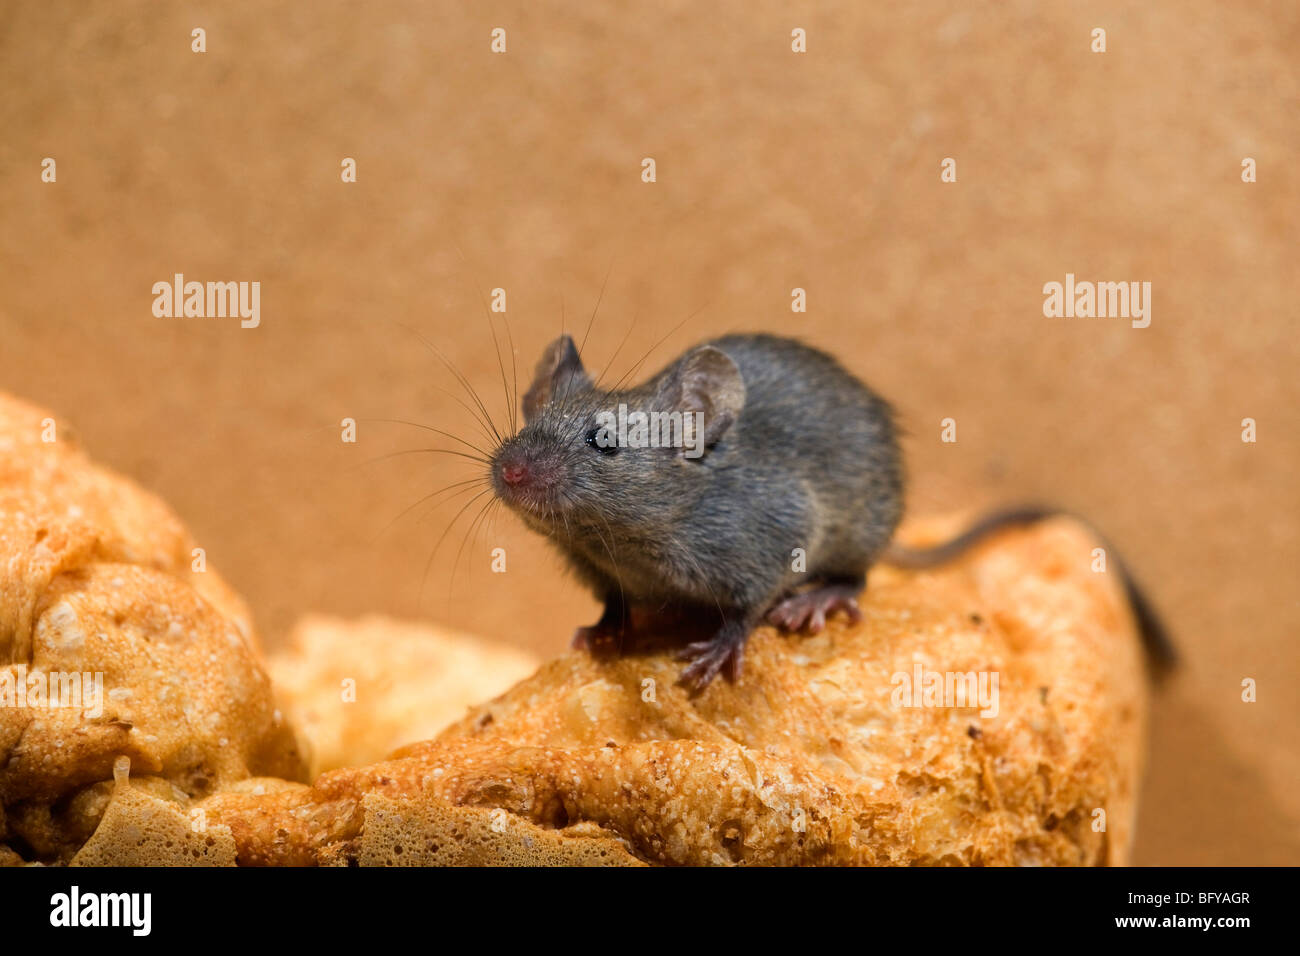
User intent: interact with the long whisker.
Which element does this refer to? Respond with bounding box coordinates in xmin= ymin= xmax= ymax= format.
xmin=503 ymin=314 xmax=518 ymax=435
xmin=418 ymin=486 xmax=494 ymax=609
xmin=456 ymin=241 xmax=519 ymax=437
xmin=351 ymin=417 xmax=493 ymax=459
xmin=671 ymin=529 xmax=726 ymax=624
xmin=590 ymin=510 xmax=627 ymax=639
xmin=389 ymin=318 xmax=498 ymax=437
xmin=373 ymin=475 xmax=488 ymax=543
xmin=391 ymin=319 xmax=505 ymax=445
xmin=483 ymin=496 xmax=505 ymax=543
xmin=595 ymin=313 xmax=638 ymax=389
xmin=449 ymin=493 xmax=499 ymax=596
xmin=361 ymin=444 xmax=487 ymax=468
xmin=578 ymin=257 xmax=615 ymax=358
xmin=397 ymin=331 xmax=503 ymax=450
xmin=381 ymin=352 xmax=498 ymax=452
xmin=348 ymin=450 xmax=490 ymax=482
xmin=609 ymin=300 xmax=710 ymax=392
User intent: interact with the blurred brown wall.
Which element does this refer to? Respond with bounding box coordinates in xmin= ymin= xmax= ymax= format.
xmin=2 ymin=0 xmax=1297 ymax=864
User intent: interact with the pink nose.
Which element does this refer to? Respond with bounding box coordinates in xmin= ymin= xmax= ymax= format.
xmin=500 ymin=461 xmax=529 ymax=487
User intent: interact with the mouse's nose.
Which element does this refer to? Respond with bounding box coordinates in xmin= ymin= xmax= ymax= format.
xmin=499 ymin=458 xmax=529 ymax=487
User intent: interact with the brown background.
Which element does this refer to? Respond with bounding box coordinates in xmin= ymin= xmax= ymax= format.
xmin=2 ymin=1 xmax=1296 ymax=864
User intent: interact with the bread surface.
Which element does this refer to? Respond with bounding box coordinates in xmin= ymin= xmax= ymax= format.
xmin=0 ymin=392 xmax=1147 ymax=865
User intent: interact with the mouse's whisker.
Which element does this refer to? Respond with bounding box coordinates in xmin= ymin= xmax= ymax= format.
xmin=348 ymin=440 xmax=492 ymax=471
xmin=594 ymin=312 xmax=638 ymax=390
xmin=409 ymin=477 xmax=492 ymax=528
xmin=336 ymin=416 xmax=493 ymax=461
xmin=578 ymin=257 xmax=615 ymax=360
xmin=350 ymin=416 xmax=493 ymax=459
xmin=374 ymin=474 xmax=488 ymax=543
xmin=676 ymin=536 xmax=727 ymax=624
xmin=389 ymin=369 xmax=500 ymax=452
xmin=590 ymin=509 xmax=627 ymax=635
xmin=372 ymin=444 xmax=489 ymax=468
xmin=392 ymin=319 xmax=507 ymax=445
xmin=448 ymin=490 xmax=501 ymax=598
xmin=418 ymin=485 xmax=495 ymax=611
xmin=456 ymin=242 xmax=520 ymax=436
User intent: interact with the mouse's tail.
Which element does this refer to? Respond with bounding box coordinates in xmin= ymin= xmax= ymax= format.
xmin=882 ymin=505 xmax=1061 ymax=570
xmin=883 ymin=504 xmax=1177 ymax=678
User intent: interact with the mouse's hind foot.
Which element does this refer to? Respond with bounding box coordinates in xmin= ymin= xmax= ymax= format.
xmin=766 ymin=580 xmax=864 ymax=633
xmin=572 ymin=622 xmax=617 ymax=652
xmin=572 ymin=595 xmax=628 ymax=652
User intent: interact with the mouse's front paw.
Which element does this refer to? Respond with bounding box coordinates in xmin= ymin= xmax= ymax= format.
xmin=676 ymin=628 xmax=747 ymax=693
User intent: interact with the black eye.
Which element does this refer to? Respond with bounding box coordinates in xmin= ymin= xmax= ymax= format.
xmin=585 ymin=427 xmax=619 ymax=456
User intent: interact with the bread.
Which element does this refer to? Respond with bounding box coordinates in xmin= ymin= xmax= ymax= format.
xmin=268 ymin=614 xmax=539 ymax=777
xmin=0 ymin=393 xmax=306 ymax=863
xmin=0 ymin=390 xmax=1148 ymax=865
xmin=202 ymin=513 xmax=1148 ymax=865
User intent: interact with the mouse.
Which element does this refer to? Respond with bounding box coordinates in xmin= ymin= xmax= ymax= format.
xmin=488 ymin=332 xmax=1173 ymax=693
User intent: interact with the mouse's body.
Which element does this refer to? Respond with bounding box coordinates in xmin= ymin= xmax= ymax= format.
xmin=490 ymin=332 xmax=1172 ymax=692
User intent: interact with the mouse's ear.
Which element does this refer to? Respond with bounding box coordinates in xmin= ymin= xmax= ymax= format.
xmin=661 ymin=346 xmax=745 ymax=450
xmin=522 ymin=334 xmax=591 ymax=422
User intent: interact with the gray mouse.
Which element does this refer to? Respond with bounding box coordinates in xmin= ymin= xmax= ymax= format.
xmin=489 ymin=332 xmax=1173 ymax=693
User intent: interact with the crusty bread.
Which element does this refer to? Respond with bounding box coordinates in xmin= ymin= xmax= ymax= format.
xmin=0 ymin=393 xmax=306 ymax=863
xmin=0 ymin=390 xmax=1148 ymax=865
xmin=202 ymin=512 xmax=1148 ymax=866
xmin=268 ymin=614 xmax=539 ymax=777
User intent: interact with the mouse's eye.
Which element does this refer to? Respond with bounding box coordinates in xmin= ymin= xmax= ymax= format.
xmin=585 ymin=427 xmax=620 ymax=456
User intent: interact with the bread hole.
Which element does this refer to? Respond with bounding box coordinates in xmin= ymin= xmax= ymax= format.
xmin=895 ymin=772 xmax=939 ymax=799
xmin=718 ymin=818 xmax=745 ymax=863
xmin=471 ymin=784 xmax=514 ymax=807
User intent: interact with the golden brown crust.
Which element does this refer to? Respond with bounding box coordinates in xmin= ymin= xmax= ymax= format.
xmin=204 ymin=515 xmax=1147 ymax=866
xmin=0 ymin=393 xmax=307 ymax=863
xmin=268 ymin=614 xmax=539 ymax=777
xmin=0 ymin=390 xmax=1147 ymax=865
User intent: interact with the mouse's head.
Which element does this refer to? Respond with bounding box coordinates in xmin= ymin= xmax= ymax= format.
xmin=490 ymin=334 xmax=745 ymax=538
